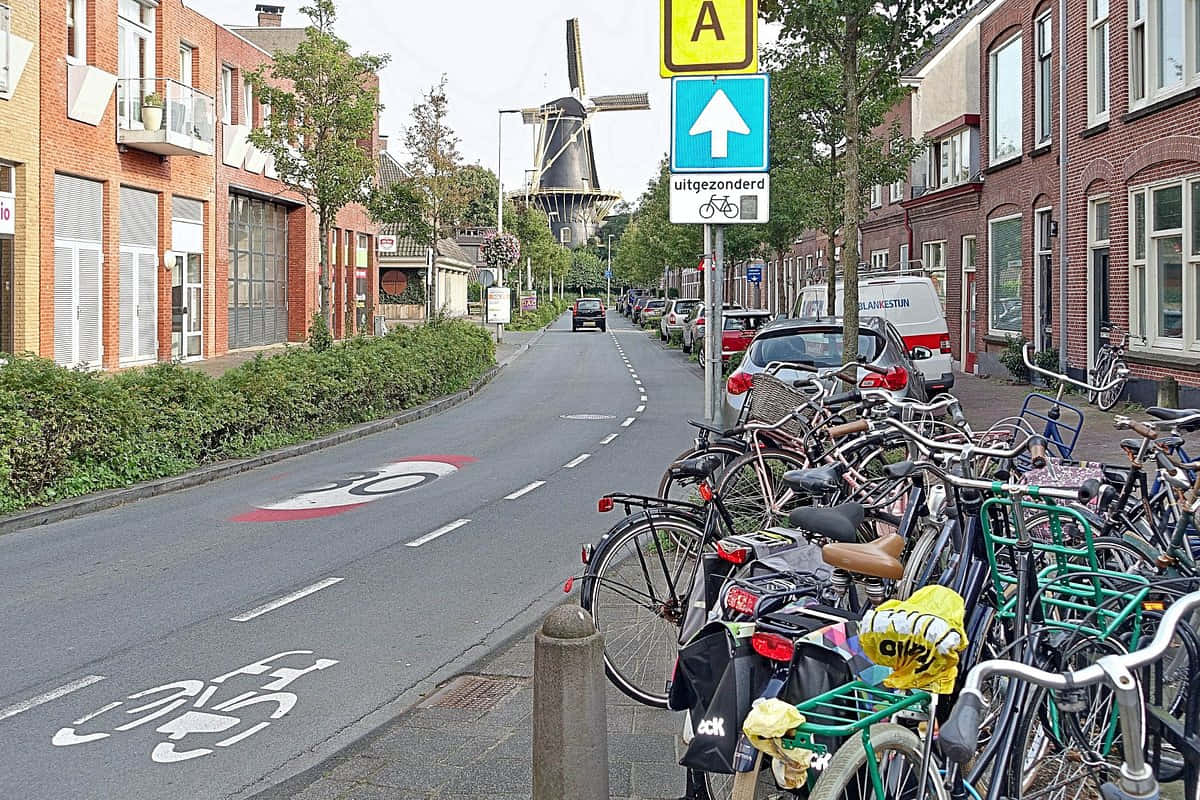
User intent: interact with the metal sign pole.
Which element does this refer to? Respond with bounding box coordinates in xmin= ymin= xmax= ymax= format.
xmin=702 ymin=224 xmax=714 ymax=422
xmin=711 ymin=226 xmax=726 ymax=423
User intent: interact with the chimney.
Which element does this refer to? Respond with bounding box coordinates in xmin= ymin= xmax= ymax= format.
xmin=255 ymin=4 xmax=284 ymax=27
xmin=378 ymin=134 xmax=388 ymax=152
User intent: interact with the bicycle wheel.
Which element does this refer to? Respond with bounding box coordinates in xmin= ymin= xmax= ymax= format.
xmin=894 ymin=521 xmax=952 ymax=600
xmin=716 ymin=449 xmax=809 ymax=535
xmin=1097 ymin=358 xmax=1127 ymax=411
xmin=659 ymin=442 xmax=747 ymax=503
xmin=579 ymin=512 xmax=706 ymax=708
xmin=808 ymin=723 xmax=948 ymax=800
xmin=1087 ymin=352 xmax=1111 ymax=405
xmin=704 ymin=763 xmax=799 ymax=800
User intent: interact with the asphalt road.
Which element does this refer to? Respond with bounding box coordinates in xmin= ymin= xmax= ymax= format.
xmin=0 ymin=311 xmax=704 ymax=800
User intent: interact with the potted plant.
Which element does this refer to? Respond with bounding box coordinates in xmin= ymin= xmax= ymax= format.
xmin=141 ymin=93 xmax=164 ymax=131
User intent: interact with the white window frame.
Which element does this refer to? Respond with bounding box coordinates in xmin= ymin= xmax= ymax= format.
xmin=989 ymin=34 xmax=1023 ymax=166
xmin=922 ymin=240 xmax=948 ymax=307
xmin=179 ymin=43 xmax=193 ymax=87
xmin=926 ymin=128 xmax=972 ymax=190
xmin=1128 ymin=0 xmax=1199 ymax=110
xmin=0 ymin=4 xmax=10 ymax=95
xmin=870 ymin=249 xmax=889 ymax=270
xmin=1035 ymin=12 xmax=1053 ymax=145
xmin=890 ymin=180 xmax=904 ymax=202
xmin=870 ymin=185 xmax=882 ymax=208
xmin=1088 ymin=195 xmax=1111 ymax=365
xmin=67 ymin=0 xmax=87 ymax=65
xmin=961 ymin=235 xmax=978 ymax=360
xmin=1129 ymin=176 xmax=1200 ymax=353
xmin=1034 ymin=207 xmax=1054 ymax=350
xmin=989 ymin=213 xmax=1024 ymax=336
xmin=220 ymin=65 xmax=233 ymax=125
xmin=242 ymin=75 xmax=254 ymax=127
xmin=899 ymin=243 xmax=910 ymax=271
xmin=1089 ymin=0 xmax=1111 ymax=123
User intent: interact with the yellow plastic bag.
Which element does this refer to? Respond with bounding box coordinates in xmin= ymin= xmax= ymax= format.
xmin=742 ymin=698 xmax=813 ymax=789
xmin=860 ymin=585 xmax=969 ymax=694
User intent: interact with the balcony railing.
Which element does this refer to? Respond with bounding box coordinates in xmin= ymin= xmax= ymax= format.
xmin=116 ymin=77 xmax=215 ymax=158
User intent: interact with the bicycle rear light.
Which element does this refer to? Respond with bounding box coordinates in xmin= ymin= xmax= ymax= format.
xmin=724 ymin=586 xmax=759 ymax=615
xmin=715 ymin=539 xmax=751 ymax=565
xmin=598 ymin=497 xmax=614 ymax=512
xmin=698 ymin=482 xmax=714 ymax=502
xmin=751 ymin=632 xmax=795 ymax=662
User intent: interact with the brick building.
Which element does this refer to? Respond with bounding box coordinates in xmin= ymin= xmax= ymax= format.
xmin=0 ymin=0 xmax=40 ymax=356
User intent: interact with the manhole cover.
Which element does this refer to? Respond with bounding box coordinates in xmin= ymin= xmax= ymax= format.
xmin=420 ymin=674 xmax=523 ymax=711
xmin=561 ymin=413 xmax=617 ymax=421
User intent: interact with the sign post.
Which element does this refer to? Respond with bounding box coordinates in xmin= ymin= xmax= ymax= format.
xmin=702 ymin=225 xmax=714 ymax=422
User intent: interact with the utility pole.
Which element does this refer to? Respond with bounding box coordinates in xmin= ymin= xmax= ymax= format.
xmin=606 ymin=233 xmax=613 ymax=307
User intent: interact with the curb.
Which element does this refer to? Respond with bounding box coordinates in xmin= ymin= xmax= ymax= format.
xmin=0 ymin=333 xmax=548 ymax=536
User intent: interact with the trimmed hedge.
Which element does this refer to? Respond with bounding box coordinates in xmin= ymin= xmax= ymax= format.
xmin=506 ymin=298 xmax=571 ymax=331
xmin=0 ymin=320 xmax=495 ymax=514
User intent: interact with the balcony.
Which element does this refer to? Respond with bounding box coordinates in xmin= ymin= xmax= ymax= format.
xmin=116 ymin=78 xmax=215 ymax=158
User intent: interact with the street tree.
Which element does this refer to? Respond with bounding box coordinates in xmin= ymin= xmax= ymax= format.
xmin=403 ymin=76 xmax=473 ymax=313
xmin=761 ymin=0 xmax=966 ymax=362
xmin=458 ymin=164 xmax=500 ymax=228
xmin=248 ymin=0 xmax=387 ymax=323
xmin=504 ymin=201 xmax=570 ymax=293
xmin=566 ymin=251 xmax=605 ymax=294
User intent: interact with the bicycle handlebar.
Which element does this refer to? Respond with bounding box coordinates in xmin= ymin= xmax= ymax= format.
xmin=860 ymin=389 xmax=965 ymax=419
xmin=1022 ymin=343 xmax=1127 ymax=394
xmin=874 ymin=416 xmax=1044 ymax=464
xmin=943 ymin=588 xmax=1200 ymax=765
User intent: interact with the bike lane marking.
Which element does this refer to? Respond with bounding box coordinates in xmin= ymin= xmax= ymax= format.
xmin=406 ymin=518 xmax=471 ymax=548
xmin=230 ymin=578 xmax=345 ymax=622
xmin=0 ymin=675 xmax=107 ymax=722
xmin=504 ymin=481 xmax=546 ymax=500
xmin=563 ymin=454 xmax=591 ymax=469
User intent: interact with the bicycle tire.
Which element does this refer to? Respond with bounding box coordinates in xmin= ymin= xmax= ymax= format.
xmin=1088 ymin=351 xmax=1111 ymax=405
xmin=808 ymin=723 xmax=948 ymax=800
xmin=715 ymin=449 xmax=809 ymax=535
xmin=579 ymin=511 xmax=707 ymax=708
xmin=1097 ymin=358 xmax=1128 ymax=411
xmin=703 ymin=758 xmax=799 ymax=799
xmin=658 ymin=442 xmax=747 ymax=503
xmin=895 ymin=522 xmax=950 ymax=600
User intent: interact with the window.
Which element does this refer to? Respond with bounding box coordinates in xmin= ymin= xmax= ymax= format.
xmin=899 ymin=243 xmax=910 ymax=271
xmin=117 ymin=0 xmax=155 ymax=129
xmin=990 ymin=215 xmax=1023 ymax=333
xmin=1131 ymin=0 xmax=1147 ymax=100
xmin=179 ymin=43 xmax=193 ymax=86
xmin=221 ymin=66 xmax=232 ymax=125
xmin=927 ymin=129 xmax=972 ymax=189
xmin=890 ymin=180 xmax=903 ymax=202
xmin=1035 ymin=209 xmax=1054 ymax=346
xmin=1158 ymin=0 xmax=1185 ymax=89
xmin=0 ymin=4 xmax=10 ymax=94
xmin=870 ymin=249 xmax=889 ymax=270
xmin=1129 ymin=180 xmax=1200 ymax=350
xmin=989 ymin=35 xmax=1022 ymax=164
xmin=1090 ymin=0 xmax=1110 ymax=121
xmin=1036 ymin=13 xmax=1053 ymax=145
xmin=870 ymin=185 xmax=882 ymax=208
xmin=67 ymin=0 xmax=86 ymax=63
xmin=963 ymin=236 xmax=977 ymax=271
xmin=1090 ymin=198 xmax=1112 ymax=346
xmin=1129 ymin=0 xmax=1199 ymax=106
xmin=922 ymin=241 xmax=948 ymax=306
xmin=242 ymin=76 xmax=254 ymax=126
xmin=559 ymin=227 xmax=571 ymax=245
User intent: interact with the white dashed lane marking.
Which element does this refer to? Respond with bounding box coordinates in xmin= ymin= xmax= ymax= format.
xmin=564 ymin=454 xmax=591 ymax=469
xmin=636 ymin=405 xmax=646 ymax=413
xmin=0 ymin=676 xmax=107 ymax=723
xmin=230 ymin=577 xmax=345 ymax=621
xmin=601 ymin=433 xmax=619 ymax=445
xmin=505 ymin=481 xmax=546 ymax=500
xmin=406 ymin=519 xmax=472 ymax=548
xmin=622 ymin=417 xmax=636 ymax=427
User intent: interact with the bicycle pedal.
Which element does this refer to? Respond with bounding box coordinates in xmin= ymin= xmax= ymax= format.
xmin=1054 ymin=688 xmax=1089 ymax=713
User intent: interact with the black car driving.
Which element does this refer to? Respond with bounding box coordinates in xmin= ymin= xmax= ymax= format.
xmin=572 ymin=298 xmax=606 ymax=331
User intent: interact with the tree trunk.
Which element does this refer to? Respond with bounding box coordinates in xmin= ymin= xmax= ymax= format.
xmin=840 ymin=51 xmax=862 ymax=366
xmin=825 ymin=236 xmax=838 ymax=314
xmin=318 ymin=214 xmax=331 ymax=325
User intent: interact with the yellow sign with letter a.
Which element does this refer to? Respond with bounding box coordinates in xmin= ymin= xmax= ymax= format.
xmin=660 ymin=0 xmax=759 ymax=77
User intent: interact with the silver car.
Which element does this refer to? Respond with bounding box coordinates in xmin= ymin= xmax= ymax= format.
xmin=660 ymin=298 xmax=700 ymax=341
xmin=722 ymin=315 xmax=932 ymax=425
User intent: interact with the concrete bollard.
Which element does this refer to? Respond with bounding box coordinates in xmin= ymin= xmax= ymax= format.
xmin=1159 ymin=376 xmax=1180 ymax=409
xmin=532 ymin=605 xmax=609 ymax=800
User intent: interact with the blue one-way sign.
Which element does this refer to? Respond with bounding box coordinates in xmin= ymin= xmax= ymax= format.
xmin=746 ymin=264 xmax=763 ymax=283
xmin=671 ymin=74 xmax=769 ymax=173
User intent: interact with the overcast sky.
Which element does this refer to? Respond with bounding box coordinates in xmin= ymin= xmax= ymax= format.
xmin=187 ymin=0 xmax=679 ymax=203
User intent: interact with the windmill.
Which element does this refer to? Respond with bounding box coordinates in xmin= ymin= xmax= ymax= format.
xmin=518 ymin=19 xmax=650 ymax=249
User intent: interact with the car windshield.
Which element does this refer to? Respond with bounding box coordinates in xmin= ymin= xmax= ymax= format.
xmin=646 ymin=300 xmax=665 ymax=308
xmin=724 ymin=315 xmax=769 ymax=331
xmin=577 ymin=300 xmax=601 ymax=311
xmin=675 ymin=301 xmax=698 ymax=312
xmin=749 ymin=330 xmax=881 ymax=368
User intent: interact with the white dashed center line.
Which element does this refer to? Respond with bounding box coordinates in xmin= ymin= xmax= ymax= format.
xmin=0 ymin=676 xmax=107 ymax=722
xmin=406 ymin=519 xmax=471 ymax=548
xmin=601 ymin=433 xmax=619 ymax=445
xmin=505 ymin=481 xmax=546 ymax=500
xmin=231 ymin=577 xmax=345 ymax=621
xmin=563 ymin=454 xmax=591 ymax=469
xmin=622 ymin=417 xmax=636 ymax=427
xmin=636 ymin=405 xmax=646 ymax=413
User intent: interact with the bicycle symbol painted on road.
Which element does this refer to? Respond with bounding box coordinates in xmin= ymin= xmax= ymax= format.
xmin=232 ymin=455 xmax=477 ymax=522
xmin=698 ymin=195 xmax=741 ymax=220
xmin=52 ymin=650 xmax=338 ymax=764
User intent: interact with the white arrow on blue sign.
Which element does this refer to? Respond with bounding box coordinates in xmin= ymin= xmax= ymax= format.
xmin=671 ymin=74 xmax=769 ymax=173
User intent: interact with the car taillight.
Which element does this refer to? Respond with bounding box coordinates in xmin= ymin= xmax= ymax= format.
xmin=715 ymin=539 xmax=752 ymax=564
xmin=751 ymin=632 xmax=796 ymax=662
xmin=598 ymin=497 xmax=614 ymax=512
xmin=940 ymin=337 xmax=952 ymax=354
xmin=668 ymin=314 xmax=676 ymax=324
xmin=725 ymin=586 xmax=759 ymax=616
xmin=860 ymin=366 xmax=908 ymax=391
xmin=727 ymin=372 xmax=754 ymax=395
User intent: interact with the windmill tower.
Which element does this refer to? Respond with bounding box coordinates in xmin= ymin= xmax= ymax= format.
xmin=519 ymin=19 xmax=650 ymax=249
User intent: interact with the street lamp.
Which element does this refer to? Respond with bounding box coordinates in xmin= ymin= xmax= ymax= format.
xmin=605 ymin=234 xmax=613 ymax=307
xmin=496 ymin=109 xmax=523 ymax=240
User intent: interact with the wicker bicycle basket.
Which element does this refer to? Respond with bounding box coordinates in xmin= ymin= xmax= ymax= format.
xmin=743 ymin=372 xmax=815 ymax=442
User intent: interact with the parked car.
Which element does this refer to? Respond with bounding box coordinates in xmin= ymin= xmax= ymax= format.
xmin=637 ymin=298 xmax=667 ymax=325
xmin=722 ymin=315 xmax=931 ymax=424
xmin=695 ymin=310 xmax=773 ymax=366
xmin=571 ymin=297 xmax=606 ymax=332
xmin=660 ymin=298 xmax=701 ymax=341
xmin=681 ymin=303 xmax=744 ymax=354
xmin=622 ymin=289 xmax=649 ymax=316
xmin=795 ymin=274 xmax=955 ymax=393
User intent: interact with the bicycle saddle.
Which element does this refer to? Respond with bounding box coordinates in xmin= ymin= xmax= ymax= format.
xmin=782 ymin=464 xmax=845 ymax=495
xmin=669 ymin=454 xmax=725 ymax=481
xmin=821 ymin=533 xmax=905 ymax=581
xmin=687 ymin=418 xmax=739 ymax=438
xmin=787 ymin=502 xmax=864 ymax=543
xmin=1121 ymin=434 xmax=1184 ymax=452
xmin=1147 ymin=407 xmax=1200 ymax=432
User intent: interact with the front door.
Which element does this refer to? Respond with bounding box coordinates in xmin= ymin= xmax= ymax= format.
xmin=172 ymin=252 xmax=202 ymax=359
xmin=961 ymin=236 xmax=978 ymax=374
xmin=0 ymin=236 xmax=12 ymax=354
xmin=1091 ymin=247 xmax=1110 ymax=358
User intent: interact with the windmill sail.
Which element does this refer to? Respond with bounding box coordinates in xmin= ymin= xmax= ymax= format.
xmin=566 ymin=19 xmax=586 ymax=97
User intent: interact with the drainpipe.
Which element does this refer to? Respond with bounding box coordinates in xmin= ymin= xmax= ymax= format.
xmin=1057 ymin=0 xmax=1068 ymax=371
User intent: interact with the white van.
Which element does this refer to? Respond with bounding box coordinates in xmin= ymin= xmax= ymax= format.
xmin=796 ymin=275 xmax=955 ymax=393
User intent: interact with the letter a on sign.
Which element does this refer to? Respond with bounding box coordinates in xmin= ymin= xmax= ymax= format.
xmin=660 ymin=0 xmax=758 ymax=77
